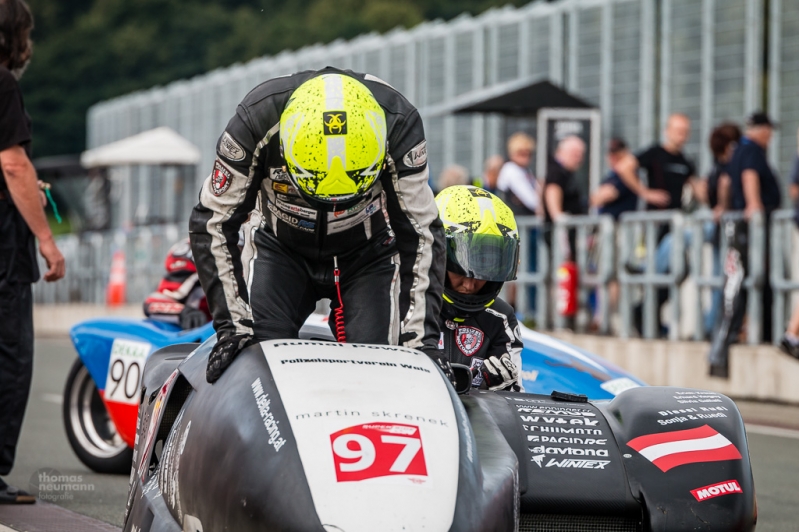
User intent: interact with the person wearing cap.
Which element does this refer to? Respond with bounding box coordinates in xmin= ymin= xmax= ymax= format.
xmin=709 ymin=112 xmax=780 ymax=371
xmin=728 ymin=112 xmax=782 ymax=220
xmin=189 ymin=68 xmax=447 ymax=384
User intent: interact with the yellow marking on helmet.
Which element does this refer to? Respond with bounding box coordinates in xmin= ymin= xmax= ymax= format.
xmin=475 ymin=209 xmax=503 ymax=237
xmin=315 ymin=155 xmax=357 ymax=196
xmin=324 ymin=113 xmax=346 ymax=134
xmin=485 ymin=299 xmax=495 ymax=307
xmin=453 ymin=317 xmax=465 ymax=323
xmin=442 ymin=293 xmax=454 ymax=304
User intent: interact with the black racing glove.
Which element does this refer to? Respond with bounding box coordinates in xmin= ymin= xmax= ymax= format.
xmin=481 ymin=354 xmax=519 ymax=391
xmin=179 ymin=306 xmax=207 ymax=330
xmin=206 ymin=334 xmax=254 ymax=383
xmin=419 ymin=346 xmax=456 ymax=387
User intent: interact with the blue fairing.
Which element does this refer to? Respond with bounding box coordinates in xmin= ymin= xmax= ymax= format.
xmin=69 ymin=319 xmax=214 ymax=392
xmin=518 ymin=325 xmax=645 ymax=399
xmin=69 ymin=317 xmax=644 ymax=400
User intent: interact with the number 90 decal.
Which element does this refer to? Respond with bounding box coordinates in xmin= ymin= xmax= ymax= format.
xmin=330 ymin=423 xmax=427 ymax=483
xmin=104 ymin=339 xmax=151 ymax=405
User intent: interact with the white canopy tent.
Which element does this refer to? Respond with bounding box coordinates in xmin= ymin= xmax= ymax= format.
xmin=80 ymin=127 xmax=201 ymax=168
xmin=80 ymin=127 xmax=202 ymax=229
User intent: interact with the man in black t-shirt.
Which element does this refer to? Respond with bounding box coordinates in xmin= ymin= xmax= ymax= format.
xmin=544 ymin=135 xmax=587 ymax=223
xmin=636 ymin=113 xmax=704 ymax=210
xmin=0 ymin=0 xmax=65 ymax=504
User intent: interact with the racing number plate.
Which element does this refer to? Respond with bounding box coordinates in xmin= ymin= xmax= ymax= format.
xmin=105 ymin=339 xmax=150 ymax=404
xmin=330 ymin=423 xmax=428 ymax=483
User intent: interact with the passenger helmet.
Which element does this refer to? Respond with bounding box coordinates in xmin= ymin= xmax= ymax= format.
xmin=435 ymin=185 xmax=520 ymax=312
xmin=279 ymin=73 xmax=387 ymax=206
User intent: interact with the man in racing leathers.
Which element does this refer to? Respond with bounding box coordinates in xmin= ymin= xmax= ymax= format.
xmin=435 ymin=185 xmax=523 ymax=391
xmin=189 ymin=69 xmax=446 ymax=383
xmin=143 ymin=239 xmax=210 ymax=330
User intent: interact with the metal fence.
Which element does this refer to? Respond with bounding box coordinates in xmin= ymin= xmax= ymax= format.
xmin=86 ymin=0 xmax=777 ymax=209
xmin=38 ymin=209 xmax=797 ymax=345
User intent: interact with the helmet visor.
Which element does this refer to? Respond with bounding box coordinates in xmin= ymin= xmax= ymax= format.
xmin=446 ymin=232 xmax=519 ymax=282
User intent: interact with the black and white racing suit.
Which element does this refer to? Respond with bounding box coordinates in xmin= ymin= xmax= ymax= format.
xmin=189 ymin=67 xmax=445 ymax=350
xmin=439 ymin=297 xmax=524 ymax=390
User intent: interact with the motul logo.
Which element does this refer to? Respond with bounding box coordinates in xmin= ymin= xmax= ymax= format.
xmin=691 ymin=480 xmax=742 ymax=502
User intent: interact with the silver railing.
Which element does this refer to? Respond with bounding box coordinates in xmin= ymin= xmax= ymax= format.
xmin=617 ymin=210 xmax=686 ymax=340
xmin=551 ymin=214 xmax=616 ymax=334
xmin=34 ymin=210 xmax=792 ymax=344
xmin=513 ymin=216 xmax=550 ymax=329
xmin=770 ymin=210 xmax=799 ymax=345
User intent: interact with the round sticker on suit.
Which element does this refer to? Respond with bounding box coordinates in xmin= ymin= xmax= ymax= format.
xmin=455 ymin=326 xmax=484 ymax=356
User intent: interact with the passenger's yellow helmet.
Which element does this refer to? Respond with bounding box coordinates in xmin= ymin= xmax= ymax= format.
xmin=279 ymin=73 xmax=387 ymax=205
xmin=436 ymin=185 xmax=520 ymax=282
xmin=436 ymin=185 xmax=520 ymax=311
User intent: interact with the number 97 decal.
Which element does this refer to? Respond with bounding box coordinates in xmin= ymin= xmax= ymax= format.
xmin=330 ymin=423 xmax=428 ymax=483
xmin=104 ymin=339 xmax=151 ymax=405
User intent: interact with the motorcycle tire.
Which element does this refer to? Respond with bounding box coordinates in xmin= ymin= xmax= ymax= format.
xmin=62 ymin=358 xmax=133 ymax=474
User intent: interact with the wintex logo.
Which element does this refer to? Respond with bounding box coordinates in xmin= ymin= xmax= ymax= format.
xmin=546 ymin=459 xmax=610 ymax=470
xmin=691 ymin=480 xmax=742 ymax=502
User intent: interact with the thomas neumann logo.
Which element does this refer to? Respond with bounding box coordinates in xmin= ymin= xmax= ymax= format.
xmin=30 ymin=468 xmax=95 ymax=502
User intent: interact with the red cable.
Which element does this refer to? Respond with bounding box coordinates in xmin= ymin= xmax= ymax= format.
xmin=333 ymin=257 xmax=346 ymax=343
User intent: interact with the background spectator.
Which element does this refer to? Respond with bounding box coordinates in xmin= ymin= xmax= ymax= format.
xmin=544 ymin=135 xmax=587 ymax=224
xmin=438 ymin=164 xmax=470 ymax=191
xmin=724 ymin=112 xmax=780 ymax=343
xmin=481 ymin=154 xmax=504 ymax=193
xmin=591 ymin=138 xmax=639 ymax=221
xmin=637 ymin=113 xmax=705 ymax=210
xmin=497 ymin=132 xmax=539 ymax=216
xmin=701 ymin=123 xmax=742 ymax=337
xmin=0 ymin=0 xmax=65 ymax=504
xmin=788 ymin=127 xmax=799 ymax=227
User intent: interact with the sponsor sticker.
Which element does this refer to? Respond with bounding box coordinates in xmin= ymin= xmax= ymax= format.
xmin=690 ymin=479 xmax=742 ymax=502
xmin=267 ymin=201 xmax=315 ymax=233
xmin=211 ymin=161 xmax=232 ymax=196
xmin=251 ymin=378 xmax=286 ymax=452
xmin=531 ymin=455 xmax=545 ymax=468
xmin=546 ymin=459 xmax=610 ymax=470
xmin=455 ymin=326 xmax=484 ymax=356
xmin=219 ymin=131 xmax=245 ymax=161
xmin=403 ymin=140 xmax=427 ymax=168
xmin=330 ymin=423 xmax=427 ymax=483
xmin=523 ymin=426 xmax=602 ymax=435
xmin=529 ymin=446 xmax=609 ymax=458
xmin=105 ymin=339 xmax=150 ymax=405
xmin=327 ymin=199 xmax=380 ymax=234
xmin=276 ymin=197 xmax=317 ymax=219
xmin=527 ymin=436 xmax=606 ymax=445
xmin=627 ymin=424 xmax=742 ymax=472
xmin=520 ymin=369 xmax=539 ymax=382
xmin=599 ymin=377 xmax=640 ymax=396
xmin=270 ymin=166 xmax=291 ymax=182
xmin=519 ymin=415 xmax=599 ymax=427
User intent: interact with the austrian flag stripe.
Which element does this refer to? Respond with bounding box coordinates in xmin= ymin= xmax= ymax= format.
xmin=627 ymin=424 xmax=742 ymax=472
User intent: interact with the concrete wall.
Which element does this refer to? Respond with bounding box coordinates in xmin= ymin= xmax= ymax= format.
xmin=552 ymin=331 xmax=799 ymax=404
xmin=35 ymin=304 xmax=799 ymax=404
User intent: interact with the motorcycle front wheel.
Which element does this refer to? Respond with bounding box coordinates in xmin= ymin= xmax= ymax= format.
xmin=62 ymin=358 xmax=133 ymax=474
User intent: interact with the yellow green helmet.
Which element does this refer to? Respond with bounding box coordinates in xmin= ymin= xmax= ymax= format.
xmin=436 ymin=185 xmax=520 ymax=283
xmin=279 ymin=73 xmax=387 ymax=205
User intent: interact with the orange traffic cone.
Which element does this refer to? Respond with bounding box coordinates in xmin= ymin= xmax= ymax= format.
xmin=107 ymin=250 xmax=127 ymax=306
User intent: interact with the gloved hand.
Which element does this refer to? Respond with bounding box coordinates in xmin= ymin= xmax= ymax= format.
xmin=419 ymin=347 xmax=456 ymax=387
xmin=206 ymin=334 xmax=254 ymax=383
xmin=179 ymin=306 xmax=207 ymax=330
xmin=481 ymin=354 xmax=519 ymax=391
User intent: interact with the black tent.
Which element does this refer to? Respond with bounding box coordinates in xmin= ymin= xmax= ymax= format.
xmin=452 ymin=80 xmax=592 ymax=116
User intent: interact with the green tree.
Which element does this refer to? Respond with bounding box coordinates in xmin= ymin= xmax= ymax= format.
xmin=19 ymin=0 xmax=539 ymax=158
